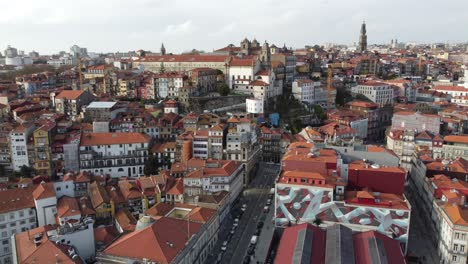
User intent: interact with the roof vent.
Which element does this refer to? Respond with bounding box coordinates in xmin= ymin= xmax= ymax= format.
xmin=371 ymin=164 xmax=380 ymax=169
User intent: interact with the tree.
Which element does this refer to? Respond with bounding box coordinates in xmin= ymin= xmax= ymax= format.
xmin=144 ymin=155 xmax=160 ymax=176
xmin=217 ymin=82 xmax=230 ymax=96
xmin=291 ymin=118 xmax=303 ymax=134
xmin=313 ymin=105 xmax=326 ymax=120
xmin=19 ymin=165 xmax=35 ymax=178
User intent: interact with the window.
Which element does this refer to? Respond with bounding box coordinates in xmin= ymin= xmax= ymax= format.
xmin=2 ymin=240 xmax=8 ymax=245
xmin=452 ymin=255 xmax=457 ymax=262
xmin=454 ymin=244 xmax=458 ymax=251
xmin=1 ymin=232 xmax=6 ymax=237
xmin=4 ymin=247 xmax=9 ymax=253
xmin=462 ymin=234 xmax=466 ymax=240
xmin=56 ymin=187 xmax=61 ymax=191
xmin=455 ymin=232 xmax=460 ymax=239
xmin=9 ymin=213 xmax=14 ymax=220
xmin=461 ymin=245 xmax=465 ymax=252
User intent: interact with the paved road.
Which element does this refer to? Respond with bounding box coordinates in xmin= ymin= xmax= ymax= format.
xmin=205 ymin=162 xmax=279 ymax=264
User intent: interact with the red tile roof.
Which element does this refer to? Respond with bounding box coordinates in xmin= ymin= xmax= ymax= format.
xmin=115 ymin=208 xmax=137 ymax=232
xmin=0 ymin=187 xmax=35 ymax=214
xmin=166 ymin=178 xmax=184 ymax=195
xmin=250 ymin=80 xmax=268 ymax=86
xmin=444 ymin=135 xmax=468 ymax=144
xmin=353 ymin=230 xmax=406 ymax=264
xmin=57 ymin=196 xmax=81 ymax=219
xmin=434 ymin=85 xmax=468 ymax=92
xmin=55 ymin=90 xmax=85 ymax=100
xmin=80 ymin=132 xmax=150 ymax=146
xmin=15 ymin=225 xmax=79 ymax=264
xmin=33 ymin=182 xmax=56 ymax=200
xmin=138 ymin=55 xmax=229 ymax=63
xmin=104 ymin=217 xmax=203 ymax=263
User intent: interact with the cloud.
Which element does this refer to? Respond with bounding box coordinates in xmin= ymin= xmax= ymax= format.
xmin=209 ymin=22 xmax=237 ymax=36
xmin=0 ymin=0 xmax=467 ymax=54
xmin=163 ymin=20 xmax=195 ymax=35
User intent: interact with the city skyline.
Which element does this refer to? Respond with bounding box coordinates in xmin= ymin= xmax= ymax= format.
xmin=1 ymin=0 xmax=467 ymax=55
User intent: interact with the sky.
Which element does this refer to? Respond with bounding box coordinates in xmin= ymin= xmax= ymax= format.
xmin=1 ymin=0 xmax=467 ymax=55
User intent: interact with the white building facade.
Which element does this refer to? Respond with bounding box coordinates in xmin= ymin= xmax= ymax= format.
xmin=10 ymin=125 xmax=35 ymax=171
xmin=79 ymin=133 xmax=150 ymax=178
xmin=246 ymin=98 xmax=264 ymax=114
xmin=352 ymin=82 xmax=394 ymax=105
xmin=292 ymin=79 xmax=326 ymax=107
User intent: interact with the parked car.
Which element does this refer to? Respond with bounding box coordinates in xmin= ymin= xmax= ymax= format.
xmin=257 ymin=221 xmax=264 ymax=229
xmin=263 ymin=206 xmax=269 ymax=213
xmin=216 ymin=252 xmax=223 ymax=264
xmin=221 ymin=240 xmax=228 ymax=251
xmin=254 ymin=229 xmax=261 ymax=236
xmin=250 ymin=235 xmax=258 ymax=245
xmin=247 ymin=245 xmax=255 ymax=255
xmin=266 ymin=199 xmax=272 ymax=206
xmin=241 ymin=204 xmax=247 ymax=211
xmin=243 ymin=256 xmax=251 ymax=264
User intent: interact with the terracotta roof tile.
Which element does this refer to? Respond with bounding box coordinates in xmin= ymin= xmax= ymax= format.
xmin=33 ymin=182 xmax=56 ymax=200
xmin=104 ymin=217 xmax=203 ymax=263
xmin=0 ymin=187 xmax=35 ymax=214
xmin=115 ymin=208 xmax=137 ymax=232
xmin=80 ymin=132 xmax=150 ymax=146
xmin=55 ymin=90 xmax=85 ymax=100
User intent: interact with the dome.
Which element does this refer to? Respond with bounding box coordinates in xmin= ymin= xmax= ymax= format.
xmin=135 ymin=215 xmax=156 ymax=231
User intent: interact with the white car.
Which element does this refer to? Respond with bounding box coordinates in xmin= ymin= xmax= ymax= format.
xmin=241 ymin=204 xmax=247 ymax=211
xmin=221 ymin=241 xmax=228 ymax=251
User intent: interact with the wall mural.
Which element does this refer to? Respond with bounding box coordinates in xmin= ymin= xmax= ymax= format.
xmin=275 ymin=184 xmax=410 ymax=248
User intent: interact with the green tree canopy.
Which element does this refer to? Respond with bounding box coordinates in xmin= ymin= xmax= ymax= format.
xmin=217 ymin=82 xmax=230 ymax=96
xmin=144 ymin=154 xmax=160 ymax=176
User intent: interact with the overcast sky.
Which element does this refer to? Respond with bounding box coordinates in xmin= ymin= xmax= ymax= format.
xmin=1 ymin=0 xmax=467 ymax=55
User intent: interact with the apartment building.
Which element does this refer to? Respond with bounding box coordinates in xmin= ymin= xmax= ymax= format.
xmin=443 ymin=135 xmax=468 ymax=160
xmin=351 ymin=82 xmax=394 ymax=106
xmin=184 ymin=159 xmax=244 ymax=204
xmin=33 ymin=122 xmax=56 ymax=177
xmin=0 ymin=188 xmax=36 ymax=264
xmin=155 ymin=72 xmax=188 ymax=98
xmin=391 ymin=111 xmax=441 ymax=134
xmin=53 ymin=90 xmax=95 ymax=117
xmin=79 ymin=132 xmax=150 ymax=178
xmin=292 ymin=79 xmax=326 ymax=108
xmin=188 ymin=68 xmax=218 ymax=94
xmin=226 ymin=117 xmax=261 ymax=184
xmin=99 ymin=203 xmax=219 ymax=264
xmin=10 ymin=124 xmax=35 ymax=171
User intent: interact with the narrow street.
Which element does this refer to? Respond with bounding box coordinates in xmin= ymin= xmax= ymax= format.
xmin=205 ymin=162 xmax=279 ymax=264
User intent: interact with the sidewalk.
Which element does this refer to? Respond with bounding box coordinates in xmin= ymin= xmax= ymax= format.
xmin=252 ymin=204 xmax=275 ymax=263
